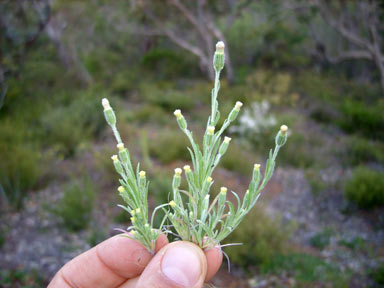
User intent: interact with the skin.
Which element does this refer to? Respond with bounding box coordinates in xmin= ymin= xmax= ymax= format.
xmin=48 ymin=234 xmax=223 ymax=288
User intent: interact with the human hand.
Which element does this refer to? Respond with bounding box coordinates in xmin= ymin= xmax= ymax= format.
xmin=48 ymin=234 xmax=223 ymax=288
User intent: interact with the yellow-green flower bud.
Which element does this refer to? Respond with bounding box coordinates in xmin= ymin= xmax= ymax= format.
xmin=235 ymin=101 xmax=243 ymax=111
xmin=183 ymin=165 xmax=191 ymax=173
xmin=174 ymin=109 xmax=187 ymax=130
xmin=117 ymin=143 xmax=125 ymax=151
xmin=174 ymin=168 xmax=182 ymax=177
xmin=130 ymin=230 xmax=137 ymax=236
xmin=117 ymin=186 xmax=125 ymax=193
xmin=111 ymin=155 xmax=118 ymax=162
xmin=135 ymin=208 xmax=141 ymax=214
xmin=130 ymin=217 xmax=136 ymax=223
xmin=139 ymin=171 xmax=146 ymax=179
xmin=207 ymin=176 xmax=213 ymax=183
xmin=169 ymin=200 xmax=176 ymax=208
xmin=220 ymin=187 xmax=227 ymax=195
xmin=275 ymin=125 xmax=288 ymax=147
xmin=207 ymin=126 xmax=215 ymax=135
xmin=228 ymin=101 xmax=243 ymax=122
xmin=219 ymin=136 xmax=231 ymax=155
xmin=213 ymin=41 xmax=225 ymax=72
xmin=102 ymin=98 xmax=116 ymax=126
xmin=112 ymin=155 xmax=124 ymax=174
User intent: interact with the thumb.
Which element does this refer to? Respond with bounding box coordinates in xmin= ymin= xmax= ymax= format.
xmin=136 ymin=241 xmax=207 ymax=288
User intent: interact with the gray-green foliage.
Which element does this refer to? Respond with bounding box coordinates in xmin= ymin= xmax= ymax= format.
xmin=101 ymin=41 xmax=288 ymax=252
xmin=52 ymin=176 xmax=95 ymax=231
xmin=344 ymin=166 xmax=384 ymax=209
xmin=167 ymin=42 xmax=288 ymax=248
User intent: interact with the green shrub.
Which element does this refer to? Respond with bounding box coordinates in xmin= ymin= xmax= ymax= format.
xmin=344 ymin=137 xmax=384 ymax=166
xmin=344 ymin=167 xmax=384 ymax=209
xmin=277 ymin=132 xmax=315 ymax=168
xmin=0 ymin=269 xmax=46 ymax=287
xmin=338 ymin=236 xmax=366 ymax=251
xmin=133 ymin=105 xmax=171 ymax=125
xmin=149 ymin=129 xmax=190 ymax=164
xmin=0 ymin=120 xmax=41 ymax=209
xmin=52 ymin=176 xmax=95 ymax=231
xmin=139 ymin=83 xmax=194 ymax=111
xmin=141 ymin=49 xmax=198 ymax=79
xmin=369 ymin=264 xmax=384 ymax=285
xmin=40 ymin=90 xmax=106 ymax=157
xmin=261 ymin=253 xmax=350 ymax=286
xmin=310 ymin=228 xmax=332 ymax=250
xmin=220 ymin=144 xmax=254 ymax=175
xmin=339 ymin=100 xmax=384 ymax=141
xmin=88 ymin=227 xmax=107 ymax=247
xmin=225 ymin=207 xmax=289 ymax=268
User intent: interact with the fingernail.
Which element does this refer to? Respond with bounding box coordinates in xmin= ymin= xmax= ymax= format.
xmin=161 ymin=245 xmax=201 ymax=287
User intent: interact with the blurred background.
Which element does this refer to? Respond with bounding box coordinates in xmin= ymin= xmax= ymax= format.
xmin=1 ymin=0 xmax=384 ymax=287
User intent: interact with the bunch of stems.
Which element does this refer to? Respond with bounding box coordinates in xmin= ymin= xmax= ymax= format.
xmin=101 ymin=41 xmax=288 ymax=252
xmin=102 ymin=99 xmax=168 ymax=253
xmin=168 ymin=41 xmax=288 ymax=249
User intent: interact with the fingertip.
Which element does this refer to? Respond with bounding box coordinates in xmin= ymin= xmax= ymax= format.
xmin=137 ymin=241 xmax=207 ymax=288
xmin=204 ymin=245 xmax=223 ymax=281
xmin=155 ymin=234 xmax=169 ymax=253
xmin=96 ymin=234 xmax=152 ymax=278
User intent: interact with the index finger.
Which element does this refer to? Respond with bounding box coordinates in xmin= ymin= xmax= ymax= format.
xmin=48 ymin=234 xmax=168 ymax=288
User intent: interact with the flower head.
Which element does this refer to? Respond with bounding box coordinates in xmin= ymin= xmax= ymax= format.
xmin=220 ymin=187 xmax=227 ymax=195
xmin=174 ymin=168 xmax=182 ymax=176
xmin=216 ymin=41 xmax=225 ymax=54
xmin=174 ymin=109 xmax=182 ymax=119
xmin=235 ymin=101 xmax=243 ymax=111
xmin=102 ymin=98 xmax=111 ymax=110
xmin=111 ymin=155 xmax=118 ymax=162
xmin=183 ymin=165 xmax=191 ymax=173
xmin=207 ymin=126 xmax=215 ymax=135
xmin=117 ymin=186 xmax=125 ymax=193
xmin=117 ymin=143 xmax=125 ymax=151
xmin=280 ymin=125 xmax=288 ymax=134
xmin=139 ymin=171 xmax=146 ymax=178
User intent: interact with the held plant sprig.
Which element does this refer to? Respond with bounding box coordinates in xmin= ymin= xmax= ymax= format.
xmin=102 ymin=99 xmax=169 ymax=254
xmin=168 ymin=41 xmax=288 ymax=249
xmin=101 ymin=41 xmax=288 ymax=253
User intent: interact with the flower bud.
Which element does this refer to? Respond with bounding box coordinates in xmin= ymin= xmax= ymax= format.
xmin=117 ymin=143 xmax=125 ymax=151
xmin=139 ymin=171 xmax=146 ymax=179
xmin=213 ymin=41 xmax=225 ymax=72
xmin=118 ymin=148 xmax=130 ymax=164
xmin=135 ymin=208 xmax=141 ymax=214
xmin=112 ymin=155 xmax=124 ymax=175
xmin=219 ymin=137 xmax=231 ymax=155
xmin=117 ymin=186 xmax=125 ymax=193
xmin=207 ymin=176 xmax=213 ymax=183
xmin=130 ymin=217 xmax=136 ymax=223
xmin=130 ymin=230 xmax=137 ymax=236
xmin=183 ymin=165 xmax=191 ymax=173
xmin=235 ymin=101 xmax=243 ymax=111
xmin=275 ymin=125 xmax=288 ymax=147
xmin=174 ymin=168 xmax=182 ymax=177
xmin=174 ymin=109 xmax=187 ymax=130
xmin=228 ymin=101 xmax=243 ymax=122
xmin=102 ymin=99 xmax=116 ymax=126
xmin=220 ymin=187 xmax=227 ymax=195
xmin=111 ymin=155 xmax=118 ymax=162
xmin=169 ymin=200 xmax=176 ymax=208
xmin=207 ymin=126 xmax=215 ymax=135
xmin=102 ymin=98 xmax=111 ymax=110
